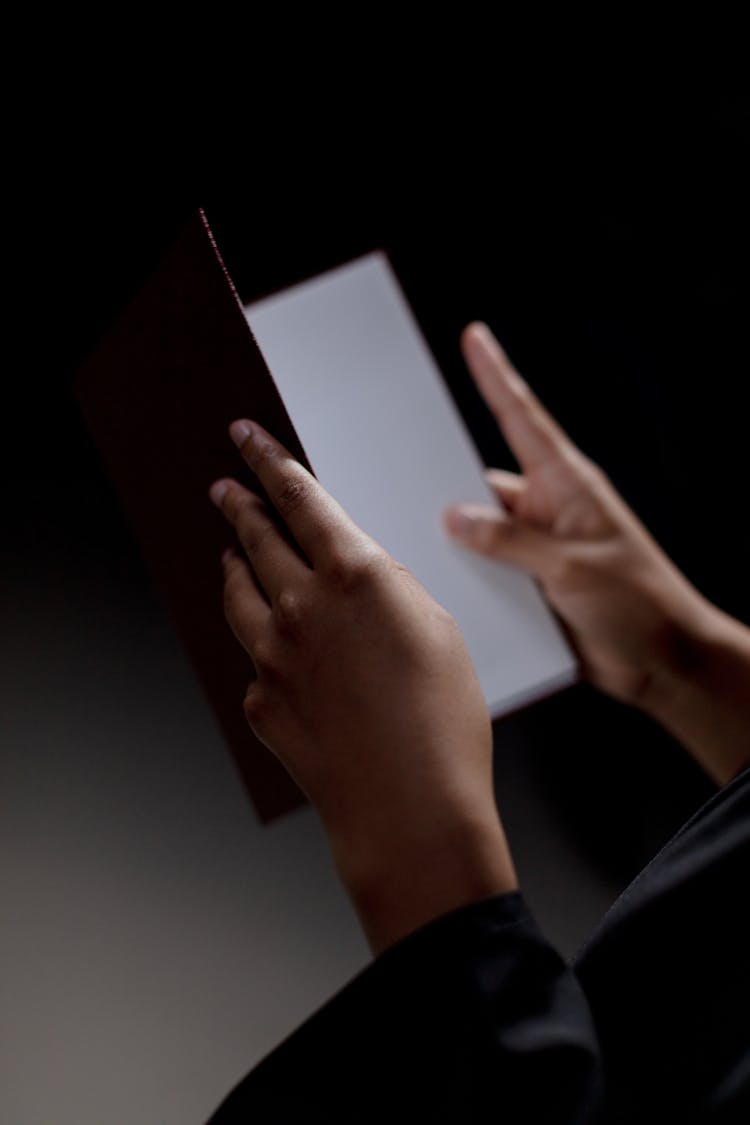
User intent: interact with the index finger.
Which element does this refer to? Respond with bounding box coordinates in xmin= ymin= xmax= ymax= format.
xmin=227 ymin=419 xmax=371 ymax=569
xmin=462 ymin=322 xmax=579 ymax=472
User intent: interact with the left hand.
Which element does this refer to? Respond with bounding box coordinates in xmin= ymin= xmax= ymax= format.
xmin=209 ymin=419 xmax=517 ymax=953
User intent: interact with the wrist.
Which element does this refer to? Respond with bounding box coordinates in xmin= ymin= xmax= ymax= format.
xmin=327 ymin=801 xmax=518 ymax=956
xmin=640 ymin=593 xmax=750 ymax=785
xmin=637 ymin=588 xmax=720 ymax=720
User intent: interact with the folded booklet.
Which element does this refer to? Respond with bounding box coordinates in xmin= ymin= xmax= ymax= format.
xmin=74 ymin=209 xmax=578 ymax=824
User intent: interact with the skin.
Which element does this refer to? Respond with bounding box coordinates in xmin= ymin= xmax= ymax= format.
xmin=209 ymin=418 xmax=518 ymax=956
xmin=209 ymin=322 xmax=750 ymax=955
xmin=442 ymin=323 xmax=750 ymax=789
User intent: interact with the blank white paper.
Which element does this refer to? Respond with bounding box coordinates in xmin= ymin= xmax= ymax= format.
xmin=245 ymin=252 xmax=578 ymax=718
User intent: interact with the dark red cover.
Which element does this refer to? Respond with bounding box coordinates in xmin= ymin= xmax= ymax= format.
xmin=73 ymin=208 xmax=311 ymax=823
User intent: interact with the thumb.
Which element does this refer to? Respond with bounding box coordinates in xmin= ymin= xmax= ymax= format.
xmin=442 ymin=503 xmax=556 ymax=578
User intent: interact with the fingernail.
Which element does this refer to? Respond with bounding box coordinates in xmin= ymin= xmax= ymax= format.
xmin=209 ymin=480 xmax=229 ymax=506
xmin=444 ymin=507 xmax=476 ymax=536
xmin=229 ymin=419 xmax=254 ymax=447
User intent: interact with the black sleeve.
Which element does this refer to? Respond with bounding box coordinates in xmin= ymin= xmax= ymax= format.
xmin=207 ymin=889 xmax=606 ymax=1124
xmin=207 ymin=764 xmax=750 ymax=1124
xmin=571 ymin=761 xmax=750 ymax=1123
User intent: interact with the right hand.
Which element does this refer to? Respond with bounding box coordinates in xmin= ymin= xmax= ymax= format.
xmin=443 ymin=322 xmax=713 ymax=711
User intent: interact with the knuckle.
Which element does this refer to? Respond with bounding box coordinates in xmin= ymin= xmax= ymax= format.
xmin=274 ymin=588 xmax=305 ymax=634
xmin=325 ymin=547 xmax=384 ymax=592
xmin=513 ymin=378 xmax=533 ymax=406
xmin=388 ymin=557 xmax=415 ymax=579
xmin=507 ymin=376 xmax=535 ymax=413
xmin=275 ymin=475 xmax=308 ymax=518
xmin=433 ymin=600 xmax=460 ymax=633
xmin=243 ymin=682 xmax=268 ymax=727
xmin=586 ymin=460 xmax=614 ymax=494
xmin=565 ymin=448 xmax=607 ymax=487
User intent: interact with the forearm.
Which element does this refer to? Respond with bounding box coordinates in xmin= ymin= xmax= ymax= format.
xmin=642 ymin=595 xmax=750 ymax=786
xmin=328 ymin=801 xmax=519 ymax=957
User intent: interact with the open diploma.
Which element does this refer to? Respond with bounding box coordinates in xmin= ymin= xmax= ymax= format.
xmin=245 ymin=254 xmax=578 ymax=718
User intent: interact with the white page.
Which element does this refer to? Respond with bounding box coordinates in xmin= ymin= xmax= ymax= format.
xmin=245 ymin=252 xmax=578 ymax=717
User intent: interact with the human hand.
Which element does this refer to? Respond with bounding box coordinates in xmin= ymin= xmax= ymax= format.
xmin=443 ymin=322 xmax=714 ymax=713
xmin=209 ymin=420 xmax=517 ymax=953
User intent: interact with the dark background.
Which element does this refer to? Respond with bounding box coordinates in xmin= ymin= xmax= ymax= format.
xmin=3 ymin=71 xmax=749 ymax=1121
xmin=11 ymin=80 xmax=749 ymax=883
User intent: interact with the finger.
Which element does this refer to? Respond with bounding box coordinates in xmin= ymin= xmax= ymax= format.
xmin=442 ymin=503 xmax=557 ymax=579
xmin=484 ymin=467 xmax=526 ymax=514
xmin=462 ymin=322 xmax=578 ymax=472
xmin=226 ymin=419 xmax=375 ymax=571
xmin=221 ymin=548 xmax=271 ymax=661
xmin=210 ymin=478 xmax=309 ymax=601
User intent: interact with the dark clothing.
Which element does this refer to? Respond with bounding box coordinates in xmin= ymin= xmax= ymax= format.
xmin=208 ymin=765 xmax=750 ymax=1123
